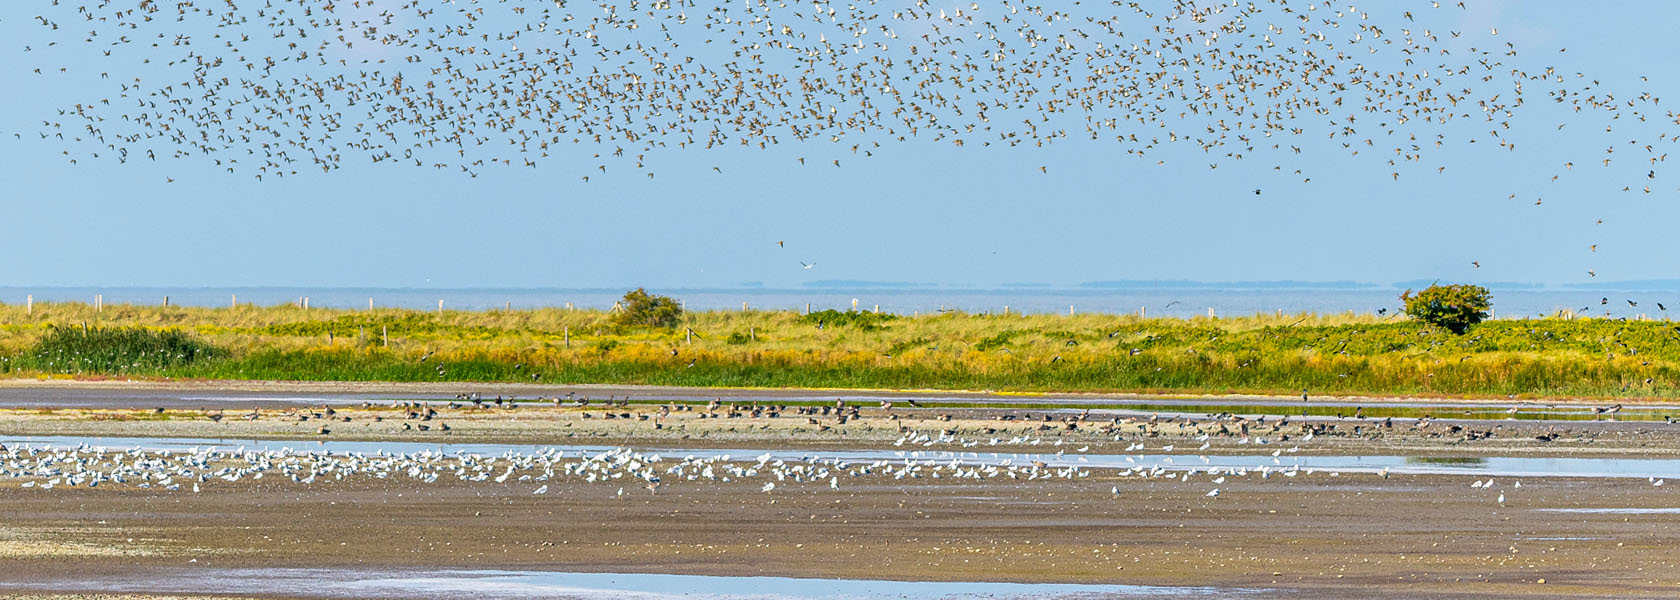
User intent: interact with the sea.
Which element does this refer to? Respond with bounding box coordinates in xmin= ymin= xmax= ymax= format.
xmin=4 ymin=285 xmax=1678 ymax=320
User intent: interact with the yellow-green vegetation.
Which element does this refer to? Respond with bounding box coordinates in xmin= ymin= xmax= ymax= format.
xmin=2 ymin=301 xmax=1678 ymax=399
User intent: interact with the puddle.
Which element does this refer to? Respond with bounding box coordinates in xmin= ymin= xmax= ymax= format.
xmin=4 ymin=435 xmax=1679 ymax=479
xmin=4 ymin=568 xmax=1257 ymax=599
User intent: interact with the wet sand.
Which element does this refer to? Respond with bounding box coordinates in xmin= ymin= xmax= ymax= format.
xmin=0 ymin=382 xmax=1677 ymax=598
xmin=1 ymin=400 xmax=1678 ymax=459
xmin=0 ymin=468 xmax=1677 ymax=598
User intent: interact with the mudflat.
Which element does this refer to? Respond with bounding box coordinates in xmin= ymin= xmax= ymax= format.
xmin=0 ymin=383 xmax=1676 ymax=599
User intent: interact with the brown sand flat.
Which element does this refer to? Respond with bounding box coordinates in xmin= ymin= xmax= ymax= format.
xmin=1 ymin=402 xmax=1678 ymax=458
xmin=0 ymin=383 xmax=1677 ymax=598
xmin=0 ymin=470 xmax=1676 ymax=598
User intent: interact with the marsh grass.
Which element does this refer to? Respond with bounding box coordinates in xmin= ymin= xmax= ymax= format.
xmin=24 ymin=325 xmax=219 ymax=374
xmin=2 ymin=301 xmax=1679 ymax=399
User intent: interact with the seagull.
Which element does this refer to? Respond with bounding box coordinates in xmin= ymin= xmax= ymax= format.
xmin=800 ymin=262 xmax=815 ymax=270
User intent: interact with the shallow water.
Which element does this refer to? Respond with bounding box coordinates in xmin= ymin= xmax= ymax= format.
xmin=5 ymin=435 xmax=1680 ymax=479
xmin=5 ymin=568 xmax=1255 ymax=600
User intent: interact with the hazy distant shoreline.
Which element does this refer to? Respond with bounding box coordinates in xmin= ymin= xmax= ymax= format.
xmin=2 ymin=285 xmax=1674 ymax=318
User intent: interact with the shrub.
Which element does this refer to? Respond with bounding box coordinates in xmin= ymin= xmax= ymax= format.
xmin=31 ymin=325 xmax=220 ymax=373
xmin=799 ymin=309 xmax=897 ymax=331
xmin=611 ymin=288 xmax=684 ymax=329
xmin=592 ymin=339 xmax=621 ymax=355
xmin=1401 ymin=284 xmax=1492 ymax=334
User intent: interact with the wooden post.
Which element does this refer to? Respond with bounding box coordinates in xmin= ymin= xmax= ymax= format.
xmin=1003 ymin=305 xmax=1009 ymax=315
xmin=564 ymin=326 xmax=570 ymax=347
xmin=1069 ymin=304 xmax=1074 ymax=316
xmin=565 ymin=302 xmax=573 ymax=311
xmin=1208 ymin=307 xmax=1215 ymax=318
xmin=742 ymin=301 xmax=749 ymax=311
xmin=369 ymin=297 xmax=375 ymax=311
xmin=805 ymin=303 xmax=811 ymax=315
xmin=303 ymin=296 xmax=310 ymax=310
xmin=1139 ymin=306 xmax=1146 ymax=319
xmin=873 ymin=304 xmax=880 ymax=313
xmin=231 ymin=294 xmax=237 ymax=308
xmin=25 ymin=295 xmax=31 ymax=315
xmin=437 ymin=299 xmax=444 ymax=313
xmin=382 ymin=325 xmax=389 ymax=347
xmin=750 ymin=327 xmax=756 ymax=341
xmin=359 ymin=325 xmax=366 ymax=345
xmin=96 ymin=294 xmax=103 ymax=313
xmin=163 ymin=296 xmax=169 ymax=307
xmin=506 ymin=301 xmax=511 ymax=312
xmin=851 ymin=298 xmax=859 ymax=310
xmin=686 ymin=327 xmax=694 ymax=345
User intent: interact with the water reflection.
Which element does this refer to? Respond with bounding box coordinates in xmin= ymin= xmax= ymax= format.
xmin=3 ymin=568 xmax=1260 ymax=600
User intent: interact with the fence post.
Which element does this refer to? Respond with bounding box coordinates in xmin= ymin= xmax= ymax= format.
xmin=25 ymin=295 xmax=31 ymax=315
xmin=231 ymin=294 xmax=237 ymax=308
xmin=303 ymin=296 xmax=310 ymax=310
xmin=96 ymin=294 xmax=103 ymax=313
xmin=743 ymin=301 xmax=749 ymax=311
xmin=750 ymin=327 xmax=756 ymax=341
xmin=805 ymin=303 xmax=811 ymax=315
xmin=382 ymin=324 xmax=389 ymax=347
xmin=564 ymin=326 xmax=570 ymax=347
xmin=1139 ymin=306 xmax=1146 ymax=319
xmin=369 ymin=297 xmax=374 ymax=311
xmin=1003 ymin=305 xmax=1009 ymax=316
xmin=437 ymin=299 xmax=444 ymax=313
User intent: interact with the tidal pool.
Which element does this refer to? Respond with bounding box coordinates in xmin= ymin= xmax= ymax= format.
xmin=2 ymin=568 xmax=1261 ymax=599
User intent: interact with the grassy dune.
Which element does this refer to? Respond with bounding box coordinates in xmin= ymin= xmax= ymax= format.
xmin=1 ymin=301 xmax=1678 ymax=399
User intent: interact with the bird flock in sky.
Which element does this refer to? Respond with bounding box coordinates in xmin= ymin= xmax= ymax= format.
xmin=18 ymin=0 xmax=1668 ymax=179
xmin=15 ymin=0 xmax=1679 ymax=281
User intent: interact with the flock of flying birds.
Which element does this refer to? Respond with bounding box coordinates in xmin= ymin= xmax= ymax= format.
xmin=11 ymin=0 xmax=1679 ymax=282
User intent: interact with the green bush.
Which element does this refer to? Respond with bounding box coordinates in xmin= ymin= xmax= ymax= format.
xmin=30 ymin=325 xmax=220 ymax=373
xmin=799 ymin=309 xmax=897 ymax=331
xmin=610 ymin=288 xmax=684 ymax=329
xmin=1401 ymin=284 xmax=1492 ymax=334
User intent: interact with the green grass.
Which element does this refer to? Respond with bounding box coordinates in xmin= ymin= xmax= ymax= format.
xmin=1 ymin=301 xmax=1678 ymax=400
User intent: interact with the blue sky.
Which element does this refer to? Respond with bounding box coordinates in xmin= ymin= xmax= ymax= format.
xmin=2 ymin=1 xmax=1678 ymax=290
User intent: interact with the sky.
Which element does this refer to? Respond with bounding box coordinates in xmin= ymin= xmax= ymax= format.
xmin=2 ymin=1 xmax=1679 ymax=291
